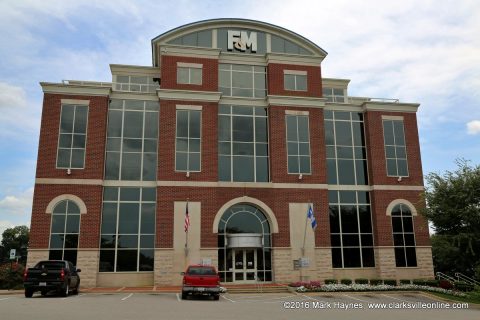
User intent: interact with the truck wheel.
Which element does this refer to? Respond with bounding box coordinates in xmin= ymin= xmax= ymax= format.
xmin=41 ymin=290 xmax=47 ymax=296
xmin=181 ymin=292 xmax=187 ymax=300
xmin=60 ymin=284 xmax=69 ymax=297
xmin=213 ymin=294 xmax=220 ymax=301
xmin=25 ymin=289 xmax=33 ymax=298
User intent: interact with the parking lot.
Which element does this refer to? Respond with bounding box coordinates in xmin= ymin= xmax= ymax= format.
xmin=0 ymin=291 xmax=478 ymax=320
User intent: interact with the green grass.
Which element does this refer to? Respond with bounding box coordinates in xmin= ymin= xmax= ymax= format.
xmin=427 ymin=289 xmax=480 ymax=305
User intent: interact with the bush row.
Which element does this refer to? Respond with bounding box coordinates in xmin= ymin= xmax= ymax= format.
xmin=289 ymin=278 xmax=474 ymax=291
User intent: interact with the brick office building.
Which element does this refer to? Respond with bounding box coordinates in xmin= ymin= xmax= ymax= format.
xmin=29 ymin=19 xmax=434 ymax=287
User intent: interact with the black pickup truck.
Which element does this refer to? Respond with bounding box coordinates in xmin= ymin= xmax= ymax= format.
xmin=23 ymin=260 xmax=81 ymax=297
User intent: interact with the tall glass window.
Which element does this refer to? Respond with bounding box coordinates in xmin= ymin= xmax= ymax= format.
xmin=49 ymin=200 xmax=81 ymax=265
xmin=218 ymin=105 xmax=269 ymax=182
xmin=329 ymin=191 xmax=374 ymax=268
xmin=286 ymin=114 xmax=311 ymax=174
xmin=176 ymin=109 xmax=201 ymax=172
xmin=383 ymin=119 xmax=408 ymax=177
xmin=324 ymin=111 xmax=368 ymax=185
xmin=391 ymin=204 xmax=417 ymax=267
xmin=99 ymin=187 xmax=156 ymax=272
xmin=105 ymin=100 xmax=159 ymax=181
xmin=219 ymin=64 xmax=266 ymax=98
xmin=56 ymin=104 xmax=88 ymax=169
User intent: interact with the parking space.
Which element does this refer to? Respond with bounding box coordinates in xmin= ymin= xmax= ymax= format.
xmin=0 ymin=291 xmax=478 ymax=320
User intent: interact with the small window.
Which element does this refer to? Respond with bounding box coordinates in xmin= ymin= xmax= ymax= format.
xmin=391 ymin=204 xmax=417 ymax=267
xmin=284 ymin=72 xmax=307 ymax=91
xmin=176 ymin=109 xmax=201 ymax=172
xmin=323 ymin=88 xmax=346 ymax=103
xmin=57 ymin=104 xmax=88 ymax=169
xmin=383 ymin=119 xmax=408 ymax=177
xmin=177 ymin=64 xmax=202 ymax=85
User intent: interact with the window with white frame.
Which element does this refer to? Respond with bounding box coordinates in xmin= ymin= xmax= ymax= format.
xmin=391 ymin=204 xmax=417 ymax=267
xmin=49 ymin=200 xmax=81 ymax=265
xmin=286 ymin=114 xmax=311 ymax=174
xmin=57 ymin=104 xmax=88 ymax=169
xmin=176 ymin=108 xmax=201 ymax=172
xmin=323 ymin=88 xmax=346 ymax=103
xmin=284 ymin=71 xmax=307 ymax=91
xmin=382 ymin=119 xmax=408 ymax=177
xmin=177 ymin=63 xmax=202 ymax=85
xmin=115 ymin=75 xmax=159 ymax=93
xmin=219 ymin=64 xmax=266 ymax=98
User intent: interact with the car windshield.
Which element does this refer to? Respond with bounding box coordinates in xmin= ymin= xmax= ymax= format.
xmin=35 ymin=261 xmax=65 ymax=270
xmin=187 ymin=267 xmax=216 ymax=275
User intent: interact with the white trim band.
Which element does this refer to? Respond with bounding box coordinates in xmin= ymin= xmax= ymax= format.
xmin=177 ymin=62 xmax=203 ymax=68
xmin=176 ymin=104 xmax=203 ymax=111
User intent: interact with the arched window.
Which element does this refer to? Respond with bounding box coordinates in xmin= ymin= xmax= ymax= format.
xmin=391 ymin=204 xmax=417 ymax=267
xmin=49 ymin=200 xmax=81 ymax=265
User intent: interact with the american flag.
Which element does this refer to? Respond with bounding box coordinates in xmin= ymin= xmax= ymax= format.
xmin=184 ymin=201 xmax=190 ymax=232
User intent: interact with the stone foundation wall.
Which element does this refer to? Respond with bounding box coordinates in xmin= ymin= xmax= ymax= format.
xmin=26 ymin=250 xmax=49 ymax=267
xmin=76 ymin=250 xmax=99 ymax=288
xmin=154 ymin=249 xmax=174 ymax=286
xmin=315 ymin=248 xmax=333 ymax=280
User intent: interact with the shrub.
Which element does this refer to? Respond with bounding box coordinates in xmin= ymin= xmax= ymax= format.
xmin=454 ymin=281 xmax=474 ymax=292
xmin=439 ymin=280 xmax=454 ymax=290
xmin=425 ymin=279 xmax=439 ymax=287
xmin=308 ymin=281 xmax=322 ymax=289
xmin=412 ymin=279 xmax=426 ymax=286
xmin=0 ymin=263 xmax=25 ymax=290
xmin=384 ymin=279 xmax=397 ymax=286
xmin=399 ymin=279 xmax=411 ymax=285
xmin=370 ymin=279 xmax=383 ymax=286
xmin=354 ymin=278 xmax=369 ymax=284
xmin=340 ymin=279 xmax=352 ymax=285
xmin=324 ymin=279 xmax=337 ymax=284
xmin=289 ymin=281 xmax=308 ymax=287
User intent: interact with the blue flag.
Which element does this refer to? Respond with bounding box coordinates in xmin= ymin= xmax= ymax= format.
xmin=307 ymin=204 xmax=317 ymax=230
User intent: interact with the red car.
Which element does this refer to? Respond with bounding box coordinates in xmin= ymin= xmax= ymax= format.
xmin=181 ymin=265 xmax=221 ymax=300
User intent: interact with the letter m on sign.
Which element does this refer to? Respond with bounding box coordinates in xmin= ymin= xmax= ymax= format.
xmin=240 ymin=31 xmax=257 ymax=52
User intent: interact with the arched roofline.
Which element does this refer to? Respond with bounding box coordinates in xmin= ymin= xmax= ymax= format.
xmin=212 ymin=196 xmax=279 ymax=234
xmin=386 ymin=199 xmax=418 ymax=216
xmin=151 ymin=18 xmax=327 ymax=65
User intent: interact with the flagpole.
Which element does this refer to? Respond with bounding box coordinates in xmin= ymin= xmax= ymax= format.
xmin=302 ymin=202 xmax=311 ymax=257
xmin=185 ymin=199 xmax=189 ymax=257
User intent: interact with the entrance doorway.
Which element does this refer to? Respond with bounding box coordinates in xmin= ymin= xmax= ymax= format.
xmin=228 ymin=249 xmax=257 ymax=282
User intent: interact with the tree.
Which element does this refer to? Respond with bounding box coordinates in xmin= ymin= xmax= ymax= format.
xmin=1 ymin=225 xmax=29 ymax=263
xmin=423 ymin=159 xmax=480 ymax=277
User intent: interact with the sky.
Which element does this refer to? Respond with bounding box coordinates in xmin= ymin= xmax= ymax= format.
xmin=0 ymin=0 xmax=479 ymax=237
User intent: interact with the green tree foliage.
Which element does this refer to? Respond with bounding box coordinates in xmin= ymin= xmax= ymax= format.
xmin=1 ymin=225 xmax=29 ymax=263
xmin=424 ymin=159 xmax=480 ymax=277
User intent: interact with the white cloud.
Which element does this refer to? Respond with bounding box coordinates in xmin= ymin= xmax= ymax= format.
xmin=0 ymin=188 xmax=34 ymax=218
xmin=467 ymin=120 xmax=480 ymax=135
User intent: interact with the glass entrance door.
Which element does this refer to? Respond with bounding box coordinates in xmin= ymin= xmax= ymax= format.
xmin=231 ymin=249 xmax=257 ymax=283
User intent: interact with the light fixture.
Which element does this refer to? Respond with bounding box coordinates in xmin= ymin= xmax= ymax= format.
xmin=67 ymin=168 xmax=71 ymax=175
xmin=397 ymin=176 xmax=402 ymax=182
xmin=186 ymin=171 xmax=190 ymax=178
xmin=298 ymin=173 xmax=303 ymax=180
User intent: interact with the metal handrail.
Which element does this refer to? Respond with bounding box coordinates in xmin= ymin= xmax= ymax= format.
xmin=255 ymin=275 xmax=263 ymax=293
xmin=436 ymin=272 xmax=456 ymax=283
xmin=455 ymin=272 xmax=480 ymax=286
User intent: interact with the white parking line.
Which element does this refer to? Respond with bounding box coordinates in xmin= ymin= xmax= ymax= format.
xmin=176 ymin=293 xmax=181 ymax=302
xmin=0 ymin=297 xmax=11 ymax=301
xmin=342 ymin=294 xmax=369 ymax=303
xmin=121 ymin=293 xmax=133 ymax=301
xmin=221 ymin=294 xmax=235 ymax=303
xmin=116 ymin=287 xmax=125 ymax=292
xmin=381 ymin=294 xmax=405 ymax=302
xmin=75 ymin=294 xmax=86 ymax=298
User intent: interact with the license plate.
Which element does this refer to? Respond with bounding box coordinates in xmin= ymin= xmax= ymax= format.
xmin=39 ymin=282 xmax=47 ymax=286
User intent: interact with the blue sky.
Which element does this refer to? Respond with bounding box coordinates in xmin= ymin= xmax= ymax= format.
xmin=0 ymin=0 xmax=479 ymax=236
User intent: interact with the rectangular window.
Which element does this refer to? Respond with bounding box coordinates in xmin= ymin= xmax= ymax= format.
xmin=99 ymin=187 xmax=156 ymax=272
xmin=324 ymin=111 xmax=368 ymax=185
xmin=323 ymin=88 xmax=346 ymax=103
xmin=57 ymin=104 xmax=88 ymax=169
xmin=219 ymin=64 xmax=266 ymax=98
xmin=285 ymin=114 xmax=311 ymax=174
xmin=177 ymin=63 xmax=202 ymax=85
xmin=218 ymin=105 xmax=269 ymax=182
xmin=105 ymin=100 xmax=159 ymax=181
xmin=284 ymin=71 xmax=307 ymax=91
xmin=176 ymin=109 xmax=201 ymax=172
xmin=329 ymin=190 xmax=375 ymax=268
xmin=115 ymin=75 xmax=159 ymax=93
xmin=383 ymin=119 xmax=408 ymax=177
